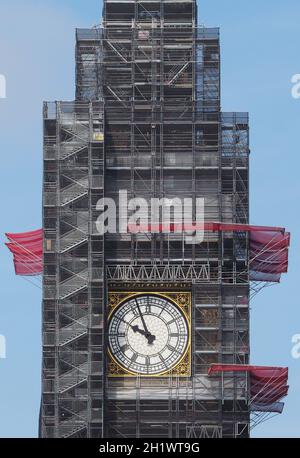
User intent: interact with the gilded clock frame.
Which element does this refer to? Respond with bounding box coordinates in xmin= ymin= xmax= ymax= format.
xmin=107 ymin=291 xmax=192 ymax=378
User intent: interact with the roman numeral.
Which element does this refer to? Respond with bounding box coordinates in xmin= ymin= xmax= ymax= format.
xmin=131 ymin=301 xmax=139 ymax=316
xmin=131 ymin=353 xmax=138 ymax=363
xmin=121 ymin=344 xmax=129 ymax=353
xmin=145 ymin=297 xmax=151 ymax=314
xmin=158 ymin=354 xmax=168 ymax=368
xmin=167 ymin=318 xmax=177 ymax=325
xmin=167 ymin=344 xmax=180 ymax=355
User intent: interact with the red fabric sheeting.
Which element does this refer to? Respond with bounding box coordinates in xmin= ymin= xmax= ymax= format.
xmin=13 ymin=259 xmax=43 ymax=276
xmin=250 ymin=367 xmax=288 ymax=379
xmin=251 ymin=376 xmax=288 ymax=387
xmin=249 ymin=231 xmax=290 ymax=280
xmin=6 ymin=242 xmax=42 ymax=256
xmin=250 ymin=261 xmax=288 ymax=274
xmin=6 ymin=229 xmax=43 ymax=242
xmin=250 ymin=382 xmax=288 ymax=395
xmin=250 ymin=231 xmax=290 ymax=250
xmin=250 ymin=249 xmax=289 ymax=264
xmin=5 ymin=229 xmax=43 ymax=276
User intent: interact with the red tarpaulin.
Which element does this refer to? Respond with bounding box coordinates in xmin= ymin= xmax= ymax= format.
xmin=250 ymin=231 xmax=290 ymax=249
xmin=251 ymin=386 xmax=289 ymax=402
xmin=208 ymin=364 xmax=289 ymax=413
xmin=249 ymin=231 xmax=290 ymax=282
xmin=5 ymin=229 xmax=43 ymax=276
xmin=6 ymin=242 xmax=42 ymax=255
xmin=250 ymin=367 xmax=288 ymax=379
xmin=6 ymin=229 xmax=43 ymax=241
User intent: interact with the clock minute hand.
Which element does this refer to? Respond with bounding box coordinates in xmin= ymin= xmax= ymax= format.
xmin=134 ymin=299 xmax=156 ymax=344
xmin=134 ymin=298 xmax=150 ymax=334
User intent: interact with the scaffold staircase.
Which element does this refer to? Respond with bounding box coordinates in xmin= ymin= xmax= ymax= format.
xmin=61 ymin=425 xmax=87 ymax=439
xmin=60 ymin=178 xmax=89 ymax=206
xmin=60 ymin=143 xmax=88 ymax=160
xmin=59 ymin=269 xmax=89 ymax=300
xmin=59 ymin=227 xmax=88 ymax=253
xmin=58 ymin=362 xmax=89 ymax=394
xmin=59 ymin=316 xmax=88 ymax=347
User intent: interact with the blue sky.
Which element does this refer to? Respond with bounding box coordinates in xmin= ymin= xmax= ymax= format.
xmin=0 ymin=0 xmax=299 ymax=438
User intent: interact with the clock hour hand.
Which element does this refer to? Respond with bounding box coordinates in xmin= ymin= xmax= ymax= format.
xmin=121 ymin=319 xmax=156 ymax=344
xmin=131 ymin=325 xmax=156 ymax=344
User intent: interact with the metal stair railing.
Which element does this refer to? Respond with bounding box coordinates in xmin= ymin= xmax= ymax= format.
xmin=59 ymin=227 xmax=88 ymax=253
xmin=60 ymin=407 xmax=88 ymax=438
xmin=59 ymin=269 xmax=89 ymax=300
xmin=59 ymin=316 xmax=88 ymax=347
xmin=58 ymin=362 xmax=89 ymax=394
xmin=60 ymin=301 xmax=89 ymax=321
xmin=59 ymin=124 xmax=89 ymax=144
xmin=61 ymin=425 xmax=86 ymax=438
xmin=60 ymin=178 xmax=89 ymax=206
xmin=60 ymin=143 xmax=88 ymax=160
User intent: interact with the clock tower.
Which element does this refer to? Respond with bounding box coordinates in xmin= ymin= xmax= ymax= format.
xmin=41 ymin=0 xmax=250 ymax=438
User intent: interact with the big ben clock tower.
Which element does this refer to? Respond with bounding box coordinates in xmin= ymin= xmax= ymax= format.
xmin=41 ymin=0 xmax=250 ymax=438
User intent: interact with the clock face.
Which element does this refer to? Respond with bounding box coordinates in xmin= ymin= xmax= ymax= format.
xmin=108 ymin=294 xmax=189 ymax=376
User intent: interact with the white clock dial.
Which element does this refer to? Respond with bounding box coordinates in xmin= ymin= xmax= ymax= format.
xmin=108 ymin=294 xmax=189 ymax=375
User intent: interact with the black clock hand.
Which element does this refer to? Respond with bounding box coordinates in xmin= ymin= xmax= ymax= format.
xmin=134 ymin=298 xmax=150 ymax=335
xmin=132 ymin=326 xmax=155 ymax=343
xmin=121 ymin=319 xmax=141 ymax=334
xmin=123 ymin=311 xmax=156 ymax=345
xmin=134 ymin=299 xmax=156 ymax=344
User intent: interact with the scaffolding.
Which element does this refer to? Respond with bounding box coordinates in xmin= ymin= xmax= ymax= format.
xmin=42 ymin=101 xmax=105 ymax=438
xmin=41 ymin=0 xmax=251 ymax=438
